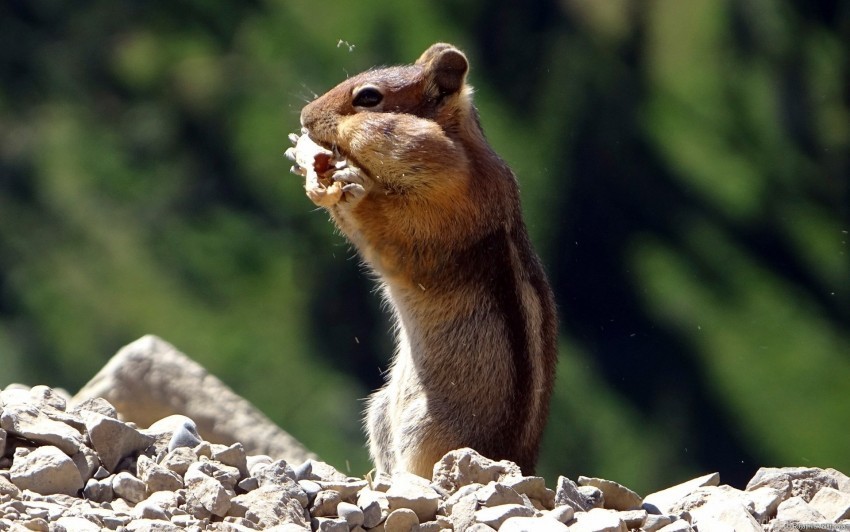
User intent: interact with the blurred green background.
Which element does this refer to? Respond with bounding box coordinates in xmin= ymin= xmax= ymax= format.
xmin=1 ymin=0 xmax=848 ymax=493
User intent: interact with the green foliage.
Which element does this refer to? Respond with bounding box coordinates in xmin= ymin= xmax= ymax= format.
xmin=1 ymin=0 xmax=847 ymax=492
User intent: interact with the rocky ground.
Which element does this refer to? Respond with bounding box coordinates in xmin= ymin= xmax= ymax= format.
xmin=2 ymin=338 xmax=850 ymax=531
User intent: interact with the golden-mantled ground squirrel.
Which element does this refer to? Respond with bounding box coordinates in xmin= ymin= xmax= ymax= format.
xmin=287 ymin=43 xmax=557 ymax=478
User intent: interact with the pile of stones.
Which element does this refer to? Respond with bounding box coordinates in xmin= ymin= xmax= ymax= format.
xmin=2 ymin=384 xmax=850 ymax=531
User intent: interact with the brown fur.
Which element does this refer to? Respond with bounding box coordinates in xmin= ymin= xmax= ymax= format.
xmin=299 ymin=43 xmax=558 ymax=478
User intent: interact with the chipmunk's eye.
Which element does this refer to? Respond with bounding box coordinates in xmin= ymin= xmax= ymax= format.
xmin=352 ymin=86 xmax=384 ymax=108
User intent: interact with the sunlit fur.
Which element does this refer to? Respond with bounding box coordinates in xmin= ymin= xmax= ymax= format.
xmin=300 ymin=43 xmax=558 ymax=478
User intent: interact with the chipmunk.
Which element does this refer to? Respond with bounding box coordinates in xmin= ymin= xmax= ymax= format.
xmin=287 ymin=43 xmax=557 ymax=478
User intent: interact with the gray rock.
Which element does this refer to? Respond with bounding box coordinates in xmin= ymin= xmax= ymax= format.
xmin=112 ymin=471 xmax=147 ymax=503
xmin=71 ymin=445 xmax=99 ymax=483
xmin=578 ymin=485 xmax=605 ymax=508
xmin=238 ymin=476 xmax=260 ymax=493
xmin=53 ymin=515 xmax=101 ymax=532
xmin=84 ymin=412 xmax=155 ymax=472
xmin=315 ymin=478 xmax=368 ymax=500
xmin=70 ymin=335 xmax=316 ymax=463
xmin=9 ymin=445 xmax=83 ymax=496
xmin=232 ymin=488 xmax=309 ymax=529
xmin=642 ymin=472 xmax=720 ymax=514
xmin=337 ymin=501 xmax=364 ymax=527
xmin=28 ymin=386 xmax=67 ymax=411
xmin=386 ymin=473 xmax=441 ymax=522
xmin=500 ymin=515 xmax=570 ymax=531
xmin=358 ymin=488 xmax=389 ymax=529
xmin=1 ymin=403 xmax=84 ymax=455
xmin=0 ymin=475 xmax=21 ymax=498
xmin=446 ymin=491 xmax=479 ymax=531
xmin=570 ymin=508 xmax=628 ymax=532
xmin=292 ymin=460 xmax=313 ymax=481
xmin=384 ymin=507 xmax=420 ymax=532
xmin=555 ymin=475 xmax=592 ymax=511
xmin=123 ymin=518 xmax=183 ymax=531
xmin=432 ymin=448 xmax=522 ymax=494
xmin=167 ymin=418 xmax=203 ymax=451
xmin=579 ymin=476 xmax=643 ymax=511
xmin=618 ymin=509 xmax=648 ymax=528
xmin=311 ymin=516 xmax=348 ymax=531
xmin=809 ymin=487 xmax=850 ymax=522
xmin=656 ymin=519 xmax=693 ymax=532
xmin=83 ymin=477 xmax=114 ymax=503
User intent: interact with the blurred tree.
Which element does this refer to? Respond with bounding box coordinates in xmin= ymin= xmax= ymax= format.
xmin=0 ymin=0 xmax=847 ymax=492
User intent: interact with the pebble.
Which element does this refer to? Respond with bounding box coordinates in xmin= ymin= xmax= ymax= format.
xmin=2 ymin=383 xmax=850 ymax=531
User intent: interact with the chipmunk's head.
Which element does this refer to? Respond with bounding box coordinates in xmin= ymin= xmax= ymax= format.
xmin=300 ymin=43 xmax=476 ymax=156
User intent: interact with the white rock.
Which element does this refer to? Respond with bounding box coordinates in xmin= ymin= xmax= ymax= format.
xmin=137 ymin=454 xmax=183 ymax=493
xmin=311 ymin=516 xmax=348 ymax=531
xmin=231 ymin=487 xmax=309 ymax=529
xmin=809 ymin=487 xmax=850 ymax=522
xmin=547 ymin=504 xmax=575 ymax=523
xmin=432 ymin=448 xmax=522 ymax=494
xmin=337 ymin=501 xmax=365 ymax=527
xmin=475 ymin=481 xmax=525 ymax=507
xmin=742 ymin=485 xmax=784 ymax=522
xmin=211 ymin=442 xmax=250 ymax=479
xmin=642 ymin=473 xmax=720 ymax=514
xmin=9 ymin=445 xmax=83 ymax=496
xmin=776 ymin=495 xmax=828 ymax=522
xmin=0 ymin=403 xmax=84 ymax=455
xmin=386 ymin=474 xmax=441 ymax=522
xmin=160 ymin=446 xmax=197 ymax=476
xmin=579 ymin=476 xmax=643 ymax=511
xmin=383 ymin=507 xmax=419 ymax=532
xmin=500 ymin=515 xmax=569 ymax=531
xmin=504 ymin=476 xmax=556 ymax=509
xmin=643 ymin=514 xmax=674 ymax=532
xmin=570 ymin=508 xmax=627 ymax=532
xmin=311 ymin=489 xmax=342 ymax=517
xmin=747 ymin=467 xmax=844 ymax=502
xmin=358 ymin=488 xmax=389 ymax=528
xmin=687 ymin=496 xmax=761 ymax=532
xmin=112 ymin=471 xmax=147 ymax=503
xmin=184 ymin=462 xmax=232 ymax=517
xmin=53 ymin=515 xmax=101 ymax=532
xmin=28 ymin=386 xmax=67 ymax=411
xmin=474 ymin=503 xmax=535 ymax=529
xmin=656 ymin=519 xmax=693 ymax=532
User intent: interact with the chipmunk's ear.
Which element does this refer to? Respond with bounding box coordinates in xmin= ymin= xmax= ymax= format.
xmin=417 ymin=43 xmax=469 ymax=97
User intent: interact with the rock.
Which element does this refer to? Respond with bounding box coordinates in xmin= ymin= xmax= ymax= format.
xmin=475 ymin=482 xmax=525 ymax=507
xmin=9 ymin=445 xmax=83 ymax=496
xmin=252 ymin=460 xmax=308 ymax=507
xmin=432 ymin=448 xmax=522 ymax=494
xmin=0 ymin=475 xmax=21 ymax=498
xmin=70 ymin=445 xmax=99 ymax=483
xmin=642 ymin=514 xmax=674 ymax=532
xmin=808 ymin=487 xmax=850 ymax=522
xmin=84 ymin=413 xmax=155 ymax=472
xmin=184 ymin=462 xmax=233 ymax=517
xmin=656 ymin=519 xmax=693 ymax=532
xmin=53 ymin=515 xmax=101 ymax=531
xmin=238 ymin=476 xmax=260 ymax=493
xmin=474 ymin=503 xmax=535 ymax=529
xmin=682 ymin=493 xmax=762 ymax=532
xmin=578 ymin=485 xmax=605 ymax=508
xmin=547 ymin=504 xmax=575 ymax=524
xmin=123 ymin=518 xmax=182 ymax=531
xmin=137 ymin=455 xmax=184 ymax=493
xmin=160 ymin=446 xmax=198 ymax=477
xmin=358 ymin=488 xmax=390 ymax=528
xmin=446 ymin=490 xmax=479 ymax=531
xmin=337 ymin=501 xmax=365 ymax=527
xmin=570 ymin=508 xmax=627 ymax=532
xmin=386 ymin=473 xmax=441 ymax=522
xmin=555 ymin=475 xmax=593 ymax=511
xmin=312 ymin=516 xmax=348 ymax=531
xmin=315 ymin=478 xmax=369 ymax=501
xmin=212 ymin=442 xmax=250 ymax=479
xmin=133 ymin=491 xmax=177 ymax=520
xmin=0 ymin=403 xmax=83 ymax=455
xmin=83 ymin=477 xmax=114 ymax=503
xmin=231 ymin=487 xmax=309 ymax=529
xmin=746 ymin=467 xmax=846 ymax=502
xmin=311 ymin=489 xmax=342 ymax=517
xmin=743 ymin=486 xmax=784 ymax=522
xmin=112 ymin=471 xmax=147 ymax=503
xmin=776 ymin=495 xmax=828 ymax=522
xmin=618 ymin=509 xmax=648 ymax=528
xmin=383 ymin=508 xmax=419 ymax=532
xmin=503 ymin=476 xmax=556 ymax=509
xmin=27 ymin=386 xmax=67 ymax=411
xmin=168 ymin=418 xmax=203 ymax=451
xmin=70 ymin=335 xmax=315 ymax=463
xmin=642 ymin=472 xmax=720 ymax=514
xmin=579 ymin=476 xmax=643 ymax=510
xmin=69 ymin=397 xmax=118 ymax=419
xmin=500 ymin=515 xmax=570 ymax=531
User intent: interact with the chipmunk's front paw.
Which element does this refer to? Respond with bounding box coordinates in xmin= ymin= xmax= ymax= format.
xmin=332 ymin=166 xmax=369 ymax=205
